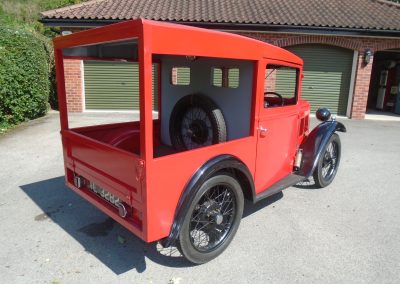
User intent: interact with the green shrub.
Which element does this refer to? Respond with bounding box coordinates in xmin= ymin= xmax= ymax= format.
xmin=47 ymin=49 xmax=58 ymax=110
xmin=35 ymin=32 xmax=58 ymax=110
xmin=0 ymin=27 xmax=50 ymax=129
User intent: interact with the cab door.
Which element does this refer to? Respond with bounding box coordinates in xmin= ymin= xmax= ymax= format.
xmin=254 ymin=60 xmax=301 ymax=193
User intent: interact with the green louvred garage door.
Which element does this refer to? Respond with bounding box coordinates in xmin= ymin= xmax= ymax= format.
xmin=84 ymin=61 xmax=158 ymax=110
xmin=287 ymin=44 xmax=353 ymax=115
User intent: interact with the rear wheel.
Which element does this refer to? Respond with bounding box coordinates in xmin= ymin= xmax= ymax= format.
xmin=178 ymin=174 xmax=244 ymax=264
xmin=313 ymin=133 xmax=341 ymax=188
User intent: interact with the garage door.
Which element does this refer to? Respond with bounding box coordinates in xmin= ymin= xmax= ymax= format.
xmin=84 ymin=61 xmax=158 ymax=110
xmin=286 ymin=44 xmax=354 ymax=115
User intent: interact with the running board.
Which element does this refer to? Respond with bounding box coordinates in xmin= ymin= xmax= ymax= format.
xmin=254 ymin=173 xmax=305 ymax=203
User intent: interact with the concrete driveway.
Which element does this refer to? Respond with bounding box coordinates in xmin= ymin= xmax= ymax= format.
xmin=0 ymin=112 xmax=399 ymax=284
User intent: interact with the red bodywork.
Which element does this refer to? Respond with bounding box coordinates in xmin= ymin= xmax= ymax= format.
xmin=54 ymin=19 xmax=310 ymax=243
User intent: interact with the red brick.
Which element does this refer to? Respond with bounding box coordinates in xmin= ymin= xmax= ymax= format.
xmin=63 ymin=58 xmax=83 ymax=112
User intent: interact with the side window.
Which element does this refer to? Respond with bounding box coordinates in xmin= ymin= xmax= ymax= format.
xmin=264 ymin=65 xmax=298 ymax=108
xmin=212 ymin=67 xmax=240 ymax=88
xmin=171 ymin=66 xmax=190 ymax=85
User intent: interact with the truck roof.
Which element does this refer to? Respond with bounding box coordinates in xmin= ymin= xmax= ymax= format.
xmin=54 ymin=18 xmax=303 ymax=65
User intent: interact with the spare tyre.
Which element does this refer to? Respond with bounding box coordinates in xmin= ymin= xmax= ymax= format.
xmin=169 ymin=94 xmax=227 ymax=151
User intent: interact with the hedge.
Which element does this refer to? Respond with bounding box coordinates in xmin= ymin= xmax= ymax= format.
xmin=0 ymin=27 xmax=50 ymax=129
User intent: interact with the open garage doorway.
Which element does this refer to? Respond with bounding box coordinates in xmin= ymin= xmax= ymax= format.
xmin=367 ymin=49 xmax=400 ymax=118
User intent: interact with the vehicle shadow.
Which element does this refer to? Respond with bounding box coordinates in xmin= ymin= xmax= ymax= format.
xmin=20 ymin=177 xmax=284 ymax=274
xmin=292 ymin=177 xmax=320 ymax=190
xmin=243 ymin=191 xmax=283 ymax=218
xmin=20 ymin=176 xmax=194 ymax=274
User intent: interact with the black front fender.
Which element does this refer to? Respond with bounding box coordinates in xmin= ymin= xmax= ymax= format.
xmin=298 ymin=120 xmax=346 ymax=178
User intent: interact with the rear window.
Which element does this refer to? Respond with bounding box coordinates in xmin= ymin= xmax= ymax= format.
xmin=212 ymin=67 xmax=240 ymax=88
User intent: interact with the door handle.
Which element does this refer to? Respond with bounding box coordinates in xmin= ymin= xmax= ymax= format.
xmin=258 ymin=126 xmax=268 ymax=137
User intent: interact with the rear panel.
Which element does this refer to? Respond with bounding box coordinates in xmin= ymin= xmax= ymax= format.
xmin=62 ymin=127 xmax=145 ymax=238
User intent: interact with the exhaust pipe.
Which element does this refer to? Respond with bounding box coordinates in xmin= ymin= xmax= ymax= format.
xmin=116 ymin=202 xmax=129 ymax=218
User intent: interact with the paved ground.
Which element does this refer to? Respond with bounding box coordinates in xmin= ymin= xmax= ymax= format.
xmin=365 ymin=109 xmax=400 ymax=121
xmin=0 ymin=112 xmax=400 ymax=284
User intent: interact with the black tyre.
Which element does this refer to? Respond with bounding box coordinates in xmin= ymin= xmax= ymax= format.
xmin=313 ymin=133 xmax=341 ymax=188
xmin=178 ymin=174 xmax=244 ymax=264
xmin=169 ymin=94 xmax=227 ymax=151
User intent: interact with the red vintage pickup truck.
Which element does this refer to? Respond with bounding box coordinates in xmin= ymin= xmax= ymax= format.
xmin=54 ymin=19 xmax=345 ymax=264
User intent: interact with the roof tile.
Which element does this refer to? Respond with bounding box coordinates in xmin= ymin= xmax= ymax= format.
xmin=41 ymin=0 xmax=400 ymax=31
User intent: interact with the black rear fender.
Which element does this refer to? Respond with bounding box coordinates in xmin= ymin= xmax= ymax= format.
xmin=161 ymin=154 xmax=254 ymax=247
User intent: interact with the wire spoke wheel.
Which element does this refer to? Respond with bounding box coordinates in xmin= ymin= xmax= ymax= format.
xmin=178 ymin=174 xmax=244 ymax=264
xmin=313 ymin=133 xmax=341 ymax=188
xmin=189 ymin=185 xmax=236 ymax=252
xmin=181 ymin=107 xmax=213 ymax=149
xmin=321 ymin=141 xmax=338 ymax=180
xmin=169 ymin=94 xmax=227 ymax=151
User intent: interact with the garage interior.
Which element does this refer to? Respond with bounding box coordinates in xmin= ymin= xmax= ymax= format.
xmin=367 ymin=49 xmax=400 ymax=116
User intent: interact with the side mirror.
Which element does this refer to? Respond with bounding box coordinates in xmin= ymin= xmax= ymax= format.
xmin=316 ymin=108 xmax=331 ymax=122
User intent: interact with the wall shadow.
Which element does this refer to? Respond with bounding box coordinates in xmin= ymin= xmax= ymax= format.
xmin=20 ymin=177 xmax=193 ymax=275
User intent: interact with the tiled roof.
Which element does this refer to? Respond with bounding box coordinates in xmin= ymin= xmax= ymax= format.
xmin=41 ymin=0 xmax=400 ymax=31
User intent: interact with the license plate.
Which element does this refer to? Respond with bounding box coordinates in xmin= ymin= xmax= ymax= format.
xmin=88 ymin=181 xmax=121 ymax=207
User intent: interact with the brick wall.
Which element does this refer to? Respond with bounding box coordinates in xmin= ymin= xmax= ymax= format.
xmin=236 ymin=32 xmax=400 ymax=53
xmin=351 ymin=53 xmax=374 ymax=119
xmin=63 ymin=59 xmax=83 ymax=112
xmin=236 ymin=32 xmax=400 ymax=118
xmin=61 ymin=28 xmax=400 ymax=118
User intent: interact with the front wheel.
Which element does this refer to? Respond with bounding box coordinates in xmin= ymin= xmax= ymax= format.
xmin=178 ymin=174 xmax=244 ymax=264
xmin=313 ymin=133 xmax=341 ymax=188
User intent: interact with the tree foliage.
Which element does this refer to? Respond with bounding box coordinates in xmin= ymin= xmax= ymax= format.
xmin=0 ymin=1 xmax=86 ymax=131
xmin=0 ymin=27 xmax=50 ymax=130
xmin=0 ymin=0 xmax=85 ymax=35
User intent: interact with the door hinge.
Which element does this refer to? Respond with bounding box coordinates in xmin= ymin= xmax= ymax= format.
xmin=136 ymin=160 xmax=145 ymax=181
